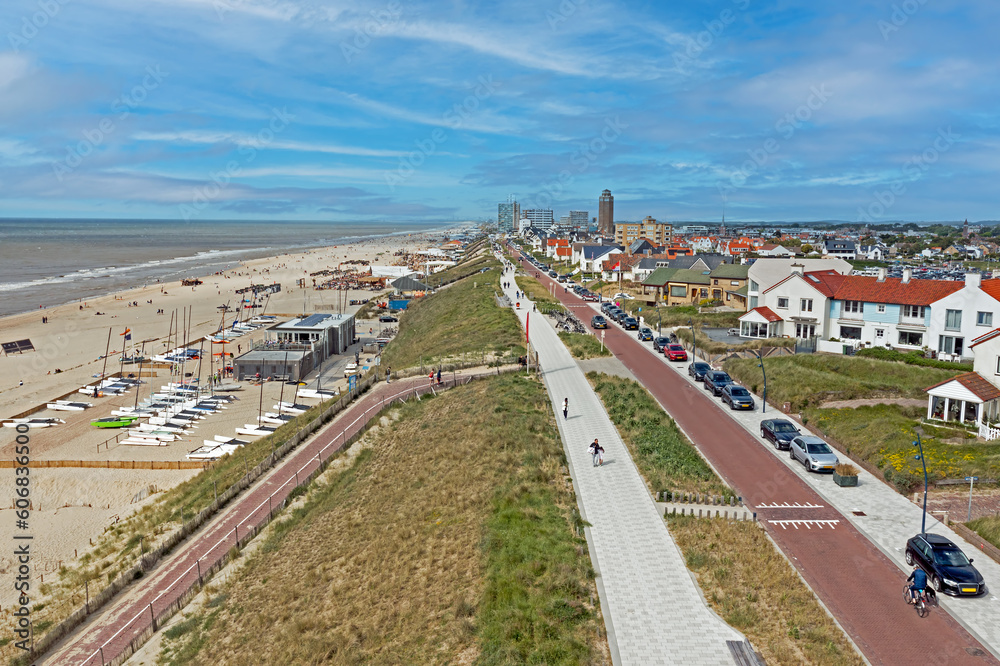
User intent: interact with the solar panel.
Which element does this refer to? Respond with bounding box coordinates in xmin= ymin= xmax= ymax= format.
xmin=297 ymin=314 xmax=331 ymax=327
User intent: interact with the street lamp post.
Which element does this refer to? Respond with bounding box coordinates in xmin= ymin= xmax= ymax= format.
xmin=750 ymin=348 xmax=766 ymax=413
xmin=688 ymin=319 xmax=696 ymax=361
xmin=913 ymin=428 xmax=929 ymax=536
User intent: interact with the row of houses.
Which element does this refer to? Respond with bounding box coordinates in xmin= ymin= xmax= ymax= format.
xmin=738 ymin=258 xmax=1000 ymax=362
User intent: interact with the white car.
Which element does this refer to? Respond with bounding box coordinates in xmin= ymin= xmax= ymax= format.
xmin=611 ymin=292 xmax=634 ymax=300
xmin=344 ymin=362 xmax=359 ymax=377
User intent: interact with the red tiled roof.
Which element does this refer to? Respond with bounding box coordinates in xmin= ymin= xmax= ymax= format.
xmin=925 ymin=372 xmax=1000 ymax=402
xmin=741 ymin=306 xmax=783 ymax=323
xmin=979 ymin=278 xmax=1000 ymax=305
xmin=804 ymin=270 xmax=849 ymax=297
xmin=832 ymin=275 xmax=963 ymax=306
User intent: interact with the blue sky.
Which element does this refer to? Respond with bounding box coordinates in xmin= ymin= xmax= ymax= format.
xmin=0 ymin=0 xmax=995 ymax=223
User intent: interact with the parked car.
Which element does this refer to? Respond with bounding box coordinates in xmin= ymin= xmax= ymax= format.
xmin=704 ymin=371 xmax=733 ymax=395
xmin=610 ymin=309 xmax=626 ymax=323
xmin=760 ymin=419 xmax=800 ymax=450
xmin=688 ymin=361 xmax=711 ymax=380
xmin=591 ymin=315 xmax=608 ymax=329
xmin=653 ymin=336 xmax=671 ymax=352
xmin=582 ymin=292 xmax=600 ymax=302
xmin=343 ymin=362 xmax=359 ymax=377
xmin=905 ymin=533 xmax=987 ymax=596
xmin=548 ymin=271 xmax=558 ymax=278
xmin=638 ymin=327 xmax=654 ymax=341
xmin=721 ymin=384 xmax=755 ymax=410
xmin=789 ymin=435 xmax=839 ymax=472
xmin=622 ymin=316 xmax=639 ymax=330
xmin=601 ymin=302 xmax=616 ymax=314
xmin=379 ymin=315 xmax=398 ymax=322
xmin=611 ymin=292 xmax=634 ymax=300
xmin=665 ymin=344 xmax=688 ymax=362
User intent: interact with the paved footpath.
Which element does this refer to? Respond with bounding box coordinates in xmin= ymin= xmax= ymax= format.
xmin=510 ymin=247 xmax=999 ymax=666
xmin=40 ymin=372 xmax=479 ymax=666
xmin=502 ymin=263 xmax=747 ymax=666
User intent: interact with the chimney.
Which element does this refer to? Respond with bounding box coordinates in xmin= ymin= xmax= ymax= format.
xmin=901 ymin=267 xmax=912 ymax=284
xmin=966 ymin=272 xmax=982 ymax=289
xmin=877 ymin=267 xmax=887 ymax=282
xmin=790 ymin=263 xmax=804 ymax=276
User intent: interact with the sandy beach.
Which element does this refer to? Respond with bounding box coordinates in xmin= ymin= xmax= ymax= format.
xmin=0 ymin=228 xmax=457 ymax=609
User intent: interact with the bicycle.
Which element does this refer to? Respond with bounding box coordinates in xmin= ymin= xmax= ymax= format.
xmin=902 ymin=582 xmax=935 ymax=618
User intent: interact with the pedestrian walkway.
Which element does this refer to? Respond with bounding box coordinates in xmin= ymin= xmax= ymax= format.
xmin=501 ymin=264 xmax=746 ymax=666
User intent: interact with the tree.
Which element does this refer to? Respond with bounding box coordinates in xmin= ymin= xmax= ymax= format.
xmin=801 ymin=243 xmax=814 ymax=254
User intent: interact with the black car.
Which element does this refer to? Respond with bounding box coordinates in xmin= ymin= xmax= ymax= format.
xmin=653 ymin=336 xmax=671 ymax=352
xmin=704 ymin=371 xmax=734 ymax=396
xmin=637 ymin=327 xmax=654 ymax=341
xmin=687 ymin=361 xmax=711 ymax=381
xmin=905 ymin=533 xmax=987 ymax=596
xmin=759 ymin=419 xmax=800 ymax=450
xmin=612 ymin=310 xmax=628 ymax=323
xmin=622 ymin=316 xmax=639 ymax=330
xmin=379 ymin=315 xmax=398 ymax=322
xmin=548 ymin=271 xmax=558 ymax=278
xmin=721 ymin=384 xmax=755 ymax=410
xmin=591 ymin=315 xmax=608 ymax=329
xmin=601 ymin=302 xmax=616 ymax=314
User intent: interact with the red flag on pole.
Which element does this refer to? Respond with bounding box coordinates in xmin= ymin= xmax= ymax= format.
xmin=526 ymin=312 xmax=529 ymax=346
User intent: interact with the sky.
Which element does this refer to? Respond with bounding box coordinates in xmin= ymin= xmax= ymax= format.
xmin=0 ymin=0 xmax=996 ymax=224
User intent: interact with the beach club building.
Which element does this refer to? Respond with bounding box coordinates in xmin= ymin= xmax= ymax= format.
xmin=233 ymin=313 xmax=355 ymax=381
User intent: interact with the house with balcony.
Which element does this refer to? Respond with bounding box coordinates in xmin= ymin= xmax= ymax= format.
xmin=737 ymin=267 xmax=845 ymax=339
xmin=640 ymin=267 xmax=712 ymax=305
xmin=823 ymin=239 xmax=857 ymax=260
xmin=924 ymin=328 xmax=1000 ymax=438
xmin=746 ymin=258 xmax=853 ymax=311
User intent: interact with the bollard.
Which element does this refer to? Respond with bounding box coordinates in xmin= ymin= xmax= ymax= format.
xmin=730 ymin=496 xmax=735 ymax=507
xmin=753 ymin=512 xmax=757 ymax=522
xmin=724 ymin=510 xmax=729 ymax=520
xmin=698 ymin=509 xmax=702 ymax=518
xmin=716 ymin=510 xmax=720 ymax=518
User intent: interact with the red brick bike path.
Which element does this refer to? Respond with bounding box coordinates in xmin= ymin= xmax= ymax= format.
xmin=514 ymin=250 xmax=996 ymax=666
xmin=41 ymin=374 xmax=454 ymax=666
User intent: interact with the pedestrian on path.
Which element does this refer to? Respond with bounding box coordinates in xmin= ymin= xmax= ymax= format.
xmin=589 ymin=438 xmax=600 ymax=466
xmin=386 ymin=366 xmax=391 ymax=384
xmin=562 ymin=397 xmax=568 ymax=420
xmin=436 ymin=367 xmax=442 ymax=385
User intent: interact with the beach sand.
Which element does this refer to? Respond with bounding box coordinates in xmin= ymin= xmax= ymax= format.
xmin=0 ymin=229 xmax=449 ymax=607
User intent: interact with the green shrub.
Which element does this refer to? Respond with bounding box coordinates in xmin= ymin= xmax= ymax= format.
xmin=855 ymin=346 xmax=971 ymax=371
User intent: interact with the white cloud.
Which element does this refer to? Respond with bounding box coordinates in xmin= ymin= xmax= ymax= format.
xmin=132 ymin=130 xmax=405 ymax=157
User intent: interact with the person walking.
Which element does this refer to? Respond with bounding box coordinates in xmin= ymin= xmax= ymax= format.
xmin=436 ymin=367 xmax=442 ymax=385
xmin=562 ymin=398 xmax=569 ymax=420
xmin=597 ymin=442 xmax=605 ymax=466
xmin=589 ymin=439 xmax=600 ymax=467
xmin=386 ymin=366 xmax=391 ymax=384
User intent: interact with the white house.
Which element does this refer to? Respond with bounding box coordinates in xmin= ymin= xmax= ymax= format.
xmin=739 ymin=267 xmax=845 ymax=339
xmin=923 ymin=273 xmax=1000 ymax=361
xmin=756 ymin=244 xmax=797 ymax=257
xmin=746 ymin=258 xmax=853 ymax=311
xmin=823 ymin=239 xmax=856 ymax=260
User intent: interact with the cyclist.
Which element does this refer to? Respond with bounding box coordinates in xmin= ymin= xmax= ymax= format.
xmin=907 ymin=565 xmax=928 ymax=604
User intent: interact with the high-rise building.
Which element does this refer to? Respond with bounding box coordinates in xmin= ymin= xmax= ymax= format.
xmin=569 ymin=211 xmax=588 ymax=228
xmin=598 ymin=190 xmax=614 ymax=236
xmin=497 ymin=198 xmax=520 ymax=233
xmin=522 ymin=208 xmax=554 ymax=230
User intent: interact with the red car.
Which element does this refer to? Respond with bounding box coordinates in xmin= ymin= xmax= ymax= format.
xmin=665 ymin=344 xmax=688 ymax=361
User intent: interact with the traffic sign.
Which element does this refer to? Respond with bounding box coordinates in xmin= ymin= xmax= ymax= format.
xmin=966 ymin=476 xmax=979 ymax=481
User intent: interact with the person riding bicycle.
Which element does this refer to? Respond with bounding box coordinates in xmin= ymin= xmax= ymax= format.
xmin=907 ymin=565 xmax=928 ymax=604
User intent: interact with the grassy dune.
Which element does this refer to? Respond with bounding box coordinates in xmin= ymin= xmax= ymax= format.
xmin=723 ymin=354 xmax=956 ymax=412
xmin=380 ymin=267 xmax=524 ymax=371
xmin=160 ymin=376 xmax=607 ymax=665
xmin=558 ymin=331 xmax=611 ymax=359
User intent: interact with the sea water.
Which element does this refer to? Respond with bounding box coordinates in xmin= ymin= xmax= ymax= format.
xmin=0 ymin=218 xmax=450 ymax=316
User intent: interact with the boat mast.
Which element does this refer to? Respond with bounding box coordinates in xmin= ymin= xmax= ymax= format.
xmin=133 ymin=342 xmax=146 ymax=410
xmin=99 ymin=327 xmax=112 ymax=382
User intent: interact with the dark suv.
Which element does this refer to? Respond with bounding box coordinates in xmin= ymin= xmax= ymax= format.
xmin=591 ymin=315 xmax=608 ymax=329
xmin=703 ymin=371 xmax=733 ymax=396
xmin=905 ymin=533 xmax=987 ymax=596
xmin=622 ymin=316 xmax=639 ymax=330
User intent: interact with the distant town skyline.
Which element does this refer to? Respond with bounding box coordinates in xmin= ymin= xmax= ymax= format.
xmin=0 ymin=1 xmax=995 ymax=222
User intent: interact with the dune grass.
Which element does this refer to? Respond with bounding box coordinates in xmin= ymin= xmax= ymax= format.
xmin=587 ymin=373 xmax=730 ymax=498
xmin=668 ymin=516 xmax=864 ymax=666
xmin=559 ymin=331 xmax=611 ymax=359
xmin=379 ymin=268 xmax=524 ymax=371
xmin=966 ymin=516 xmax=1000 ymax=552
xmin=158 ymin=375 xmax=606 ymax=665
xmin=723 ymin=354 xmax=957 ymax=413
xmin=515 ymin=275 xmax=567 ymax=314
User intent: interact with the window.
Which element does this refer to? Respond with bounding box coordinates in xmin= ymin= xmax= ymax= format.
xmin=939 ymin=336 xmax=964 ymax=356
xmin=730 ymin=280 xmax=740 ymax=286
xmin=899 ymin=331 xmax=923 ymax=346
xmin=844 ymin=300 xmax=863 ymax=313
xmin=713 ymin=279 xmax=719 ymax=285
xmin=978 ymin=311 xmax=993 ymax=327
xmin=749 ymin=295 xmax=758 ymax=309
xmin=877 ymin=304 xmax=886 ymax=313
xmin=876 ymin=328 xmax=884 ymax=338
xmin=670 ymin=286 xmax=686 ymax=297
xmin=902 ymin=304 xmax=926 ymax=319
xmin=839 ymin=326 xmax=862 ymax=340
xmin=945 ymin=309 xmax=962 ymax=331
xmin=800 ymin=298 xmax=813 ymax=312
xmin=996 ymin=356 xmax=1000 ymax=375
xmin=777 ymin=297 xmax=789 ymax=309
xmin=749 ymin=280 xmax=759 ymax=292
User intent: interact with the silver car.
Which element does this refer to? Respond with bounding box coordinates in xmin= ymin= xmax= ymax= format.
xmin=789 ymin=435 xmax=839 ymax=472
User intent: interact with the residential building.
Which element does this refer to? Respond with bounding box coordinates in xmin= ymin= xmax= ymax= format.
xmin=614 ymin=216 xmax=673 ymax=246
xmin=823 ymin=239 xmax=857 ymax=260
xmin=498 ymin=200 xmax=520 ymax=233
xmin=708 ymin=263 xmax=750 ymax=310
xmin=522 ymin=208 xmax=554 ymax=231
xmin=757 ymin=244 xmax=797 ymax=257
xmin=569 ymin=210 xmax=589 ymax=229
xmin=598 ymin=189 xmax=614 ymax=236
xmin=746 ymin=258 xmax=853 ymax=310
